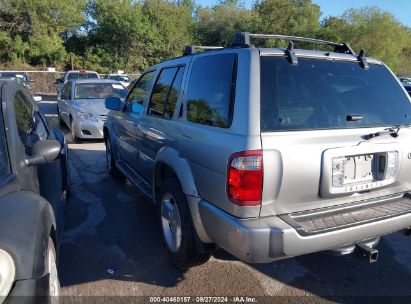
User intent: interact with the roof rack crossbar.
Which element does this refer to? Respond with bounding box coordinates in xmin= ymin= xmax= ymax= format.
xmin=230 ymin=32 xmax=356 ymax=55
xmin=357 ymin=49 xmax=369 ymax=69
xmin=250 ymin=33 xmax=341 ymax=46
xmin=286 ymin=41 xmax=298 ymax=65
xmin=183 ymin=45 xmax=224 ymax=56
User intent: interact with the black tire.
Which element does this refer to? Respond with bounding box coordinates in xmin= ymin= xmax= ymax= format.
xmin=105 ymin=134 xmax=124 ymax=180
xmin=158 ymin=178 xmax=211 ymax=269
xmin=46 ymin=237 xmax=60 ymax=301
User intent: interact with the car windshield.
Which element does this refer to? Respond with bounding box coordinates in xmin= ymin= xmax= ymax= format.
xmin=74 ymin=83 xmax=128 ymax=99
xmin=109 ymin=75 xmax=131 ymax=82
xmin=260 ymin=56 xmax=411 ymax=132
xmin=67 ymin=72 xmax=99 ymax=80
xmin=0 ymin=72 xmax=27 ymax=82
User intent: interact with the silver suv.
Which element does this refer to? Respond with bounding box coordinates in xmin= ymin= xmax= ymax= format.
xmin=103 ymin=32 xmax=411 ymax=269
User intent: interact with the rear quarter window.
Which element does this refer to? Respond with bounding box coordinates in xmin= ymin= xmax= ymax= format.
xmin=186 ymin=53 xmax=237 ymax=128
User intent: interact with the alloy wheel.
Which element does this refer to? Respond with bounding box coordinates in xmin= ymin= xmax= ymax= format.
xmin=160 ymin=193 xmax=182 ymax=253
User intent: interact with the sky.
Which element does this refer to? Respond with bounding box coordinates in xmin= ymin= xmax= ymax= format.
xmin=194 ymin=0 xmax=411 ymax=27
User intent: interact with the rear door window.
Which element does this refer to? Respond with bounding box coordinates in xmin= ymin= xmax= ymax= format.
xmin=260 ymin=57 xmax=411 ymax=131
xmin=186 ymin=53 xmax=237 ymax=128
xmin=148 ymin=66 xmax=185 ymax=119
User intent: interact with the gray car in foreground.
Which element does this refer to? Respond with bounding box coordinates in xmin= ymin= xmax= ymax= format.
xmin=104 ymin=32 xmax=411 ymax=269
xmin=57 ymin=79 xmax=128 ymax=141
xmin=0 ymin=78 xmax=69 ymax=301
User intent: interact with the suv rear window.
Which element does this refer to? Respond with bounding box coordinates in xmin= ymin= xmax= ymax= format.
xmin=67 ymin=72 xmax=98 ymax=80
xmin=260 ymin=57 xmax=411 ymax=132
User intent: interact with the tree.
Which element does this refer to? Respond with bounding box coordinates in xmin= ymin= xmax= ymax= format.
xmin=320 ymin=7 xmax=411 ymax=73
xmin=84 ymin=0 xmax=151 ymax=72
xmin=142 ymin=0 xmax=193 ymax=64
xmin=0 ymin=0 xmax=87 ymax=66
xmin=195 ymin=2 xmax=258 ymax=46
xmin=255 ymin=0 xmax=321 ymax=37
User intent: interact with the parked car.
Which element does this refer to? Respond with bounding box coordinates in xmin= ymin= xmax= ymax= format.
xmin=398 ymin=77 xmax=411 ymax=96
xmin=105 ymin=73 xmax=132 ymax=88
xmin=398 ymin=77 xmax=411 ymax=85
xmin=403 ymin=85 xmax=411 ymax=96
xmin=0 ymin=75 xmax=42 ymax=102
xmin=0 ymin=78 xmax=69 ymax=301
xmin=127 ymin=78 xmax=138 ymax=90
xmin=104 ymin=32 xmax=411 ymax=269
xmin=0 ymin=71 xmax=34 ymax=90
xmin=57 ymin=79 xmax=128 ymax=142
xmin=55 ymin=70 xmax=100 ymax=96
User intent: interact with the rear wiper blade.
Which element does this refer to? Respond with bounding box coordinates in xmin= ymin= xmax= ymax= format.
xmin=364 ymin=124 xmax=411 ymax=140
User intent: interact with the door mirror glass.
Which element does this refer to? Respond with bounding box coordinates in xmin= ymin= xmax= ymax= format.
xmin=26 ymin=140 xmax=61 ymax=166
xmin=105 ymin=96 xmax=122 ymax=111
xmin=131 ymin=102 xmax=143 ymax=114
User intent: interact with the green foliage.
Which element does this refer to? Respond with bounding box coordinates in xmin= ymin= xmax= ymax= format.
xmin=319 ymin=7 xmax=411 ymax=75
xmin=0 ymin=0 xmax=87 ymax=66
xmin=0 ymin=0 xmax=410 ymax=75
xmin=194 ymin=3 xmax=258 ymax=46
xmin=255 ymin=0 xmax=321 ymax=36
xmin=142 ymin=0 xmax=193 ymax=64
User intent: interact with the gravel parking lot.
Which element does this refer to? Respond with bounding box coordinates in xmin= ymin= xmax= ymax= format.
xmin=39 ymin=97 xmax=411 ymax=303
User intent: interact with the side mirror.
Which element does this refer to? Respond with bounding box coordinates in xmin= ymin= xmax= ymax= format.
xmin=55 ymin=78 xmax=63 ymax=85
xmin=32 ymin=96 xmax=42 ymax=102
xmin=105 ymin=96 xmax=122 ymax=111
xmin=131 ymin=102 xmax=143 ymax=114
xmin=25 ymin=140 xmax=61 ymax=166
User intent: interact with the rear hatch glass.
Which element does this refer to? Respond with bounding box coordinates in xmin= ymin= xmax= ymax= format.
xmin=67 ymin=72 xmax=99 ymax=80
xmin=260 ymin=57 xmax=411 ymax=132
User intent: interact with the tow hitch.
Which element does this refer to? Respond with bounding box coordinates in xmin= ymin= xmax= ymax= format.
xmin=356 ymin=243 xmax=379 ymax=263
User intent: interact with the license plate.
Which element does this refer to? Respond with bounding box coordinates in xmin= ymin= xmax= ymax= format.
xmin=343 ymin=154 xmax=374 ymax=184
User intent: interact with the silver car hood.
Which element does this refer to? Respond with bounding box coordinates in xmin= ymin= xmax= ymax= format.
xmin=72 ymin=99 xmax=110 ymax=115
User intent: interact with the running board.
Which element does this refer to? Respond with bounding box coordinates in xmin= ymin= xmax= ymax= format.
xmin=116 ymin=160 xmax=153 ymax=201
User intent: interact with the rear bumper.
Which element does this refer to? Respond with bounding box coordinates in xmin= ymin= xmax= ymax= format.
xmin=5 ymin=274 xmax=49 ymax=304
xmin=199 ymin=197 xmax=411 ymax=263
xmin=73 ymin=119 xmax=104 ymax=139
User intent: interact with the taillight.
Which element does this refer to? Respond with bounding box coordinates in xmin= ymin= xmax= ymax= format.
xmin=227 ymin=150 xmax=263 ymax=206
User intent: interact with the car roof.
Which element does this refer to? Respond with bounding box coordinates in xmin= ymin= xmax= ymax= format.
xmin=157 ymin=46 xmax=380 ymax=69
xmin=66 ymin=70 xmax=99 ymax=74
xmin=70 ymin=79 xmax=122 ymax=84
xmin=259 ymin=48 xmax=381 ymax=64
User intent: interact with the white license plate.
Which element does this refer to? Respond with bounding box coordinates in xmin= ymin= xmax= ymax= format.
xmin=344 ymin=154 xmax=374 ymax=184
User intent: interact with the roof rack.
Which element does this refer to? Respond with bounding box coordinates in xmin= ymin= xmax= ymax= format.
xmin=230 ymin=32 xmax=369 ymax=68
xmin=183 ymin=45 xmax=224 ymax=56
xmin=357 ymin=49 xmax=369 ymax=69
xmin=230 ymin=32 xmax=356 ymax=55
